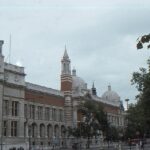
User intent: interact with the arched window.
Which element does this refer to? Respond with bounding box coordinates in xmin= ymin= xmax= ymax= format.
xmin=31 ymin=123 xmax=37 ymax=137
xmin=24 ymin=122 xmax=27 ymax=137
xmin=54 ymin=125 xmax=59 ymax=138
xmin=40 ymin=124 xmax=45 ymax=138
xmin=47 ymin=124 xmax=53 ymax=138
xmin=61 ymin=125 xmax=65 ymax=137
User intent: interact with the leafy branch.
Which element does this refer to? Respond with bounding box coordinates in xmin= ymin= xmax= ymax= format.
xmin=137 ymin=34 xmax=150 ymax=49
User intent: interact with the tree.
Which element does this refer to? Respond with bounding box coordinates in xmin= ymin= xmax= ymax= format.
xmin=137 ymin=34 xmax=150 ymax=49
xmin=129 ymin=59 xmax=150 ymax=137
xmin=125 ymin=103 xmax=145 ymax=139
xmin=67 ymin=100 xmax=109 ymax=148
xmin=125 ymin=35 xmax=150 ymax=139
xmin=82 ymin=100 xmax=109 ymax=134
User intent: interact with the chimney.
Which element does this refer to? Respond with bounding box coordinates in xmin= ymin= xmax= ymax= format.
xmin=0 ymin=40 xmax=4 ymax=55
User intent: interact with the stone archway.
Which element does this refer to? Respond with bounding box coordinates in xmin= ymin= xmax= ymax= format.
xmin=31 ymin=123 xmax=37 ymax=138
xmin=61 ymin=125 xmax=65 ymax=138
xmin=54 ymin=124 xmax=59 ymax=138
xmin=24 ymin=122 xmax=27 ymax=137
xmin=47 ymin=124 xmax=53 ymax=138
xmin=40 ymin=124 xmax=45 ymax=138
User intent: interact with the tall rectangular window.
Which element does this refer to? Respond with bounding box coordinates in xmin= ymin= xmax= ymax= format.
xmin=29 ymin=105 xmax=35 ymax=119
xmin=3 ymin=100 xmax=9 ymax=116
xmin=45 ymin=107 xmax=50 ymax=120
xmin=11 ymin=121 xmax=17 ymax=137
xmin=12 ymin=101 xmax=19 ymax=116
xmin=54 ymin=109 xmax=56 ymax=121
xmin=57 ymin=109 xmax=60 ymax=122
xmin=49 ymin=108 xmax=52 ymax=120
xmin=60 ymin=110 xmax=63 ymax=122
xmin=3 ymin=121 xmax=7 ymax=136
xmin=52 ymin=108 xmax=56 ymax=121
xmin=38 ymin=106 xmax=43 ymax=120
xmin=24 ymin=104 xmax=28 ymax=118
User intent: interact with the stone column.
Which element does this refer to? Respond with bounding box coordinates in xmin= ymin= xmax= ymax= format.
xmin=18 ymin=100 xmax=24 ymax=137
xmin=73 ymin=107 xmax=77 ymax=127
xmin=8 ymin=120 xmax=11 ymax=137
xmin=45 ymin=125 xmax=48 ymax=138
xmin=0 ymin=84 xmax=3 ymax=137
xmin=37 ymin=124 xmax=40 ymax=138
xmin=26 ymin=125 xmax=29 ymax=138
xmin=59 ymin=125 xmax=61 ymax=138
xmin=64 ymin=96 xmax=73 ymax=127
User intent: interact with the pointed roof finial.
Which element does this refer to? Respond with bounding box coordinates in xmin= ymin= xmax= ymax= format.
xmin=72 ymin=67 xmax=76 ymax=76
xmin=65 ymin=44 xmax=67 ymax=51
xmin=92 ymin=81 xmax=95 ymax=88
xmin=108 ymin=83 xmax=111 ymax=91
xmin=92 ymin=81 xmax=97 ymax=95
xmin=63 ymin=45 xmax=69 ymax=59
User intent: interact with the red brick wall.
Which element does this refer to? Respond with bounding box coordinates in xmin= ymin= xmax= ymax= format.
xmin=61 ymin=81 xmax=72 ymax=92
xmin=104 ymin=105 xmax=119 ymax=114
xmin=25 ymin=90 xmax=65 ymax=107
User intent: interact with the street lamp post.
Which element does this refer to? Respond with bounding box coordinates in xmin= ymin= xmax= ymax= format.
xmin=125 ymin=99 xmax=130 ymax=110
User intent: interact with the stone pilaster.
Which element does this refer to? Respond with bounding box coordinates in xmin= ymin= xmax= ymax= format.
xmin=73 ymin=106 xmax=77 ymax=127
xmin=8 ymin=120 xmax=11 ymax=137
xmin=0 ymin=84 xmax=3 ymax=137
xmin=18 ymin=100 xmax=24 ymax=137
xmin=64 ymin=96 xmax=73 ymax=127
xmin=37 ymin=124 xmax=40 ymax=138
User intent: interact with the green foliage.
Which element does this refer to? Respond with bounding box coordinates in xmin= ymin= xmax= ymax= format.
xmin=137 ymin=34 xmax=150 ymax=49
xmin=82 ymin=100 xmax=109 ymax=135
xmin=68 ymin=100 xmax=109 ymax=139
xmin=107 ymin=126 xmax=119 ymax=141
xmin=67 ymin=100 xmax=121 ymax=142
xmin=125 ymin=103 xmax=145 ymax=139
xmin=126 ymin=59 xmax=150 ymax=138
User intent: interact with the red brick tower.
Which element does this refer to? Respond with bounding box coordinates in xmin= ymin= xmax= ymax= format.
xmin=61 ymin=48 xmax=73 ymax=127
xmin=61 ymin=49 xmax=72 ymax=93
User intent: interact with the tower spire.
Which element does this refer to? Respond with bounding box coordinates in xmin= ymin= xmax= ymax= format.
xmin=92 ymin=81 xmax=97 ymax=96
xmin=63 ymin=45 xmax=69 ymax=59
xmin=60 ymin=47 xmax=73 ymax=127
xmin=61 ymin=46 xmax=71 ymax=75
xmin=108 ymin=84 xmax=111 ymax=91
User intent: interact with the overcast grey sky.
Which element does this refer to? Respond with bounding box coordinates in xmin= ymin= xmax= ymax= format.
xmin=0 ymin=0 xmax=150 ymax=107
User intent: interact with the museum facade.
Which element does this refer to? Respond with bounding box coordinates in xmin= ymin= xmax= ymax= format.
xmin=0 ymin=40 xmax=125 ymax=150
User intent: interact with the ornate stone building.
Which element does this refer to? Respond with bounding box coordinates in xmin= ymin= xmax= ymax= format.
xmin=0 ymin=41 xmax=125 ymax=150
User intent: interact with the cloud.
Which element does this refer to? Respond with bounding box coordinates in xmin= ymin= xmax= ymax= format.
xmin=0 ymin=0 xmax=150 ymax=106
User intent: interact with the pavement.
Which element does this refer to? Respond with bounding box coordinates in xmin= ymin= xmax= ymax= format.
xmin=59 ymin=143 xmax=150 ymax=150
